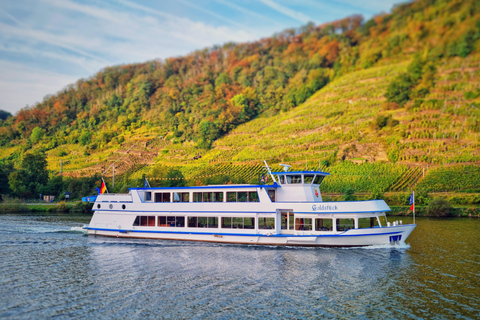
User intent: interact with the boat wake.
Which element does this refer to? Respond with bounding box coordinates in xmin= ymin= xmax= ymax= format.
xmin=49 ymin=226 xmax=88 ymax=234
xmin=356 ymin=242 xmax=411 ymax=250
xmin=69 ymin=226 xmax=89 ymax=234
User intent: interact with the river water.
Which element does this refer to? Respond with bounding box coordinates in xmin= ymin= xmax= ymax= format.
xmin=0 ymin=214 xmax=478 ymax=320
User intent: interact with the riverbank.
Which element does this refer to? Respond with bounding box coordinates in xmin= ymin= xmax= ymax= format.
xmin=389 ymin=206 xmax=480 ymax=218
xmin=1 ymin=201 xmax=478 ymax=217
xmin=0 ymin=201 xmax=92 ymax=214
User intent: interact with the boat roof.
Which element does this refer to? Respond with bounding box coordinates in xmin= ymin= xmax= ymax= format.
xmin=131 ymin=184 xmax=281 ymax=191
xmin=271 ymin=170 xmax=330 ymax=176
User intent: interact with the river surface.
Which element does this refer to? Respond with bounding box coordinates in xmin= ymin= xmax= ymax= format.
xmin=0 ymin=214 xmax=479 ymax=319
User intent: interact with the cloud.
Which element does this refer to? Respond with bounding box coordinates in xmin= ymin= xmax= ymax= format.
xmin=0 ymin=60 xmax=78 ymax=114
xmin=0 ymin=0 xmax=257 ymax=113
xmin=259 ymin=0 xmax=316 ymax=24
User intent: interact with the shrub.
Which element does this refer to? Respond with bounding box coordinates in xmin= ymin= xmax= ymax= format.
xmin=426 ymin=198 xmax=452 ymax=217
xmin=371 ymin=189 xmax=385 ymax=200
xmin=342 ymin=187 xmax=356 ymax=201
xmin=55 ymin=201 xmax=70 ymax=213
xmin=72 ymin=202 xmax=93 ymax=214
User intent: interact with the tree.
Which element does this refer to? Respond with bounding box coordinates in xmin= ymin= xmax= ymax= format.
xmin=30 ymin=127 xmax=44 ymax=143
xmin=0 ymin=109 xmax=12 ymax=121
xmin=9 ymin=153 xmax=49 ymax=198
xmin=79 ymin=131 xmax=92 ymax=146
xmin=342 ymin=187 xmax=356 ymax=201
xmin=0 ymin=164 xmax=11 ymax=195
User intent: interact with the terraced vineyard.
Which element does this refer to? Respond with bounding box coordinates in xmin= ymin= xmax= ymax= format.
xmin=321 ymin=162 xmax=408 ymax=193
xmin=416 ymin=165 xmax=480 ymax=193
xmin=82 ymin=55 xmax=479 ymax=194
xmin=389 ymin=167 xmax=424 ymax=192
xmin=37 ymin=51 xmax=479 ymax=196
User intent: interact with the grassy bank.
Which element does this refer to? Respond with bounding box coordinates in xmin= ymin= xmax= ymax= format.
xmin=0 ymin=201 xmax=93 ymax=214
xmin=389 ymin=206 xmax=480 ymax=218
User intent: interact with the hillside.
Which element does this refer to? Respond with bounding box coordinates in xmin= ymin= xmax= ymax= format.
xmin=0 ymin=0 xmax=479 ymax=199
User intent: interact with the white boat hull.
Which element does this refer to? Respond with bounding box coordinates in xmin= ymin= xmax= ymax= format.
xmin=87 ymin=224 xmax=415 ymax=247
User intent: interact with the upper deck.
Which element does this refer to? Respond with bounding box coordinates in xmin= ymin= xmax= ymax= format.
xmin=94 ymin=170 xmax=332 ymax=207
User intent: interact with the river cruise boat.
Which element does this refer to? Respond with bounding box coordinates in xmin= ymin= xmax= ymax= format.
xmin=86 ymin=165 xmax=416 ymax=247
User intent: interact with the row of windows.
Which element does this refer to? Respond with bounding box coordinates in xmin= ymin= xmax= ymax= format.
xmin=144 ymin=191 xmax=262 ymax=203
xmin=134 ymin=216 xmax=260 ymax=229
xmin=133 ymin=216 xmax=383 ymax=231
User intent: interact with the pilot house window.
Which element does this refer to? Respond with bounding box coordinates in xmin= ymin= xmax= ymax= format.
xmin=286 ymin=175 xmax=302 ymax=184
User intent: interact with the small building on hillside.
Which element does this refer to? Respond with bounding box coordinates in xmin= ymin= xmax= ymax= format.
xmin=43 ymin=195 xmax=55 ymax=203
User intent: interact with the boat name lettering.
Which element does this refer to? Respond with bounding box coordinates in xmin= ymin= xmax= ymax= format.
xmin=312 ymin=204 xmax=338 ymax=211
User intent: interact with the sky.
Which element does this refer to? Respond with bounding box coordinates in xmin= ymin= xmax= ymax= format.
xmin=0 ymin=0 xmax=404 ymax=115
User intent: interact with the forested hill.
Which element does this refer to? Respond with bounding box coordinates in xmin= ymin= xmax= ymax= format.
xmin=0 ymin=0 xmax=479 ymax=197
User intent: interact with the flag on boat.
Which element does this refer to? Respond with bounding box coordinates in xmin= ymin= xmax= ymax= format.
xmin=100 ymin=180 xmax=108 ymax=194
xmin=409 ymin=192 xmax=414 ymax=211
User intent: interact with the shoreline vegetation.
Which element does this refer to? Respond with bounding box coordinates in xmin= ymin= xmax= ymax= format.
xmin=1 ymin=194 xmax=478 ymax=217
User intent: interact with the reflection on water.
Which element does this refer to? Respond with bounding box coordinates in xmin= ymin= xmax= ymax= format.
xmin=0 ymin=214 xmax=478 ymax=319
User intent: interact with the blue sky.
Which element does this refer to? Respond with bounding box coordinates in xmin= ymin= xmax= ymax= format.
xmin=0 ymin=0 xmax=403 ymax=115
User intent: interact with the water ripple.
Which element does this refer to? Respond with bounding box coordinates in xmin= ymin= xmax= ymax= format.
xmin=0 ymin=215 xmax=479 ymax=319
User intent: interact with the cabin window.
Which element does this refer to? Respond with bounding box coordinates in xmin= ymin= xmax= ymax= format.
xmin=154 ymin=192 xmax=170 ymax=203
xmin=227 ymin=192 xmax=236 ymax=202
xmin=188 ymin=216 xmax=197 ymax=227
xmin=222 ymin=217 xmax=255 ymax=229
xmin=188 ymin=217 xmax=218 ymax=228
xmin=198 ymin=217 xmax=207 ymax=227
xmin=233 ymin=217 xmax=244 ymax=228
xmin=173 ymin=192 xmax=189 ymax=202
xmin=193 ymin=192 xmax=202 ymax=202
xmin=336 ymin=218 xmax=354 ymax=231
xmin=222 ymin=217 xmax=232 ymax=228
xmin=249 ymin=192 xmax=259 ymax=202
xmin=193 ymin=192 xmax=224 ymax=202
xmin=313 ymin=175 xmax=325 ymax=185
xmin=237 ymin=192 xmax=248 ymax=202
xmin=258 ymin=217 xmax=275 ymax=229
xmin=295 ymin=218 xmax=312 ymax=231
xmin=133 ymin=216 xmax=155 ymax=227
xmin=214 ymin=192 xmax=223 ymax=202
xmin=208 ymin=217 xmax=218 ymax=228
xmin=203 ymin=192 xmax=212 ymax=202
xmin=286 ymin=175 xmax=302 ymax=184
xmin=358 ymin=217 xmax=378 ymax=228
xmin=145 ymin=192 xmax=152 ymax=201
xmin=315 ymin=218 xmax=333 ymax=231
xmin=157 ymin=216 xmax=185 ymax=227
xmin=226 ymin=191 xmax=258 ymax=202
xmin=158 ymin=216 xmax=185 ymax=227
xmin=203 ymin=192 xmax=223 ymax=202
xmin=267 ymin=190 xmax=276 ymax=202
xmin=304 ymin=175 xmax=314 ymax=184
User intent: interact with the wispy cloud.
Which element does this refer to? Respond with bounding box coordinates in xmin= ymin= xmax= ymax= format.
xmin=214 ymin=0 xmax=282 ymax=26
xmin=0 ymin=60 xmax=78 ymax=112
xmin=259 ymin=0 xmax=316 ymax=24
xmin=176 ymin=0 xmax=253 ymax=31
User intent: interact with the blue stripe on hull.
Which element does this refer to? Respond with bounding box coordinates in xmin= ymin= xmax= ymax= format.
xmin=87 ymin=227 xmax=404 ymax=238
